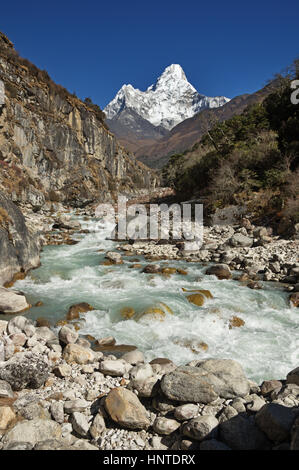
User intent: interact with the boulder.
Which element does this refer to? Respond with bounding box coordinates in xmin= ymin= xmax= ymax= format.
xmin=7 ymin=316 xmax=35 ymax=337
xmin=174 ymin=404 xmax=199 ymax=421
xmin=62 ymin=343 xmax=94 ymax=364
xmin=122 ymin=349 xmax=145 ymax=365
xmin=99 ymin=359 xmax=131 ymax=377
xmin=105 ymin=387 xmax=150 ymax=430
xmin=105 ymin=251 xmax=123 ymax=264
xmin=255 ymin=403 xmax=299 ymax=443
xmin=66 ymin=302 xmax=94 ymax=321
xmin=0 ymin=352 xmax=50 ymax=391
xmin=59 ymin=325 xmax=78 ymax=345
xmin=153 ymin=417 xmax=181 ymax=435
xmin=220 ymin=414 xmax=270 ymax=450
xmin=142 ymin=264 xmax=160 ymax=274
xmin=89 ymin=413 xmax=106 ymax=440
xmin=286 ymin=367 xmax=299 ymax=386
xmin=1 ymin=419 xmax=61 ymax=447
xmin=71 ymin=412 xmax=90 ymax=437
xmin=161 ymin=360 xmax=250 ymax=403
xmin=160 ymin=366 xmax=218 ymax=404
xmin=229 ymin=233 xmax=253 ymax=247
xmin=0 ymin=406 xmax=16 ymax=430
xmin=0 ymin=288 xmax=29 ymax=314
xmin=205 ymin=264 xmax=232 ymax=280
xmin=182 ymin=416 xmax=219 ymax=441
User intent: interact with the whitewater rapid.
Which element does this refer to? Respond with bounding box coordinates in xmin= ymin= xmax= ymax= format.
xmin=13 ymin=217 xmax=299 ymax=384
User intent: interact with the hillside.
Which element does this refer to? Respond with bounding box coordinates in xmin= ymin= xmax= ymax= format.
xmin=136 ymin=81 xmax=279 ymax=168
xmin=162 ymin=64 xmax=299 ymax=234
xmin=0 ymin=32 xmax=157 ymax=209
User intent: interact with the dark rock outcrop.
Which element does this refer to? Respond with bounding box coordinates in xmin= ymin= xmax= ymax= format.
xmin=0 ymin=191 xmax=40 ymax=285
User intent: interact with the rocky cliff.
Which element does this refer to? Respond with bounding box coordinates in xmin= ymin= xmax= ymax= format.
xmin=0 ymin=32 xmax=157 ymax=209
xmin=0 ymin=190 xmax=40 ymax=286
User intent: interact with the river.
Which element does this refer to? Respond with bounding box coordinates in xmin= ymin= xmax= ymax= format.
xmin=12 ymin=215 xmax=299 ymax=384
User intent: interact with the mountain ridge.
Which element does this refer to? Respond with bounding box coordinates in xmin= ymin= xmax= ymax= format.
xmin=105 ymin=64 xmax=230 ymax=134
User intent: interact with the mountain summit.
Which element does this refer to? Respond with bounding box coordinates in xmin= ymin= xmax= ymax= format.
xmin=104 ymin=64 xmax=230 ymax=131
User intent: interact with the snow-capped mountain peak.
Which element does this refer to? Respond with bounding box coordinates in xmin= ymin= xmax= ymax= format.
xmin=105 ymin=64 xmax=230 ymax=130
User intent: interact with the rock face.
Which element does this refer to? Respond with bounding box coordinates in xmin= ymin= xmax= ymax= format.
xmin=0 ymin=33 xmax=156 ymax=211
xmin=0 ymin=191 xmax=40 ymax=286
xmin=105 ymin=387 xmax=150 ymax=430
xmin=161 ymin=360 xmax=250 ymax=403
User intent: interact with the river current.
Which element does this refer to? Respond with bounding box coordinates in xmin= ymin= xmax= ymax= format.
xmin=12 ymin=216 xmax=299 ymax=384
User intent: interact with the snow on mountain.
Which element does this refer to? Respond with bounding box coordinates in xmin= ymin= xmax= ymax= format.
xmin=104 ymin=64 xmax=230 ymax=131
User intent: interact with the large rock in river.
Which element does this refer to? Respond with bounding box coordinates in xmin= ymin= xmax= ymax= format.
xmin=161 ymin=359 xmax=250 ymax=403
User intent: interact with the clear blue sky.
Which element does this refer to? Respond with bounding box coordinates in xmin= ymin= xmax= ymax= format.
xmin=1 ymin=0 xmax=298 ymax=109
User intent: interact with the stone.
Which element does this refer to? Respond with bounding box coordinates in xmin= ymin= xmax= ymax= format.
xmin=174 ymin=404 xmax=199 ymax=421
xmin=228 ymin=316 xmax=245 ymax=329
xmin=286 ymin=366 xmax=299 ymax=386
xmin=19 ymin=403 xmax=50 ymax=421
xmin=0 ymin=288 xmax=29 ymax=314
xmin=7 ymin=316 xmax=35 ymax=337
xmin=229 ymin=233 xmax=253 ymax=247
xmin=53 ymin=364 xmax=72 ymax=378
xmin=0 ymin=353 xmax=50 ymax=391
xmin=186 ymin=293 xmax=205 ymax=307
xmin=64 ymin=399 xmax=90 ymax=414
xmin=161 ymin=360 xmax=250 ymax=403
xmin=0 ymin=380 xmax=14 ymax=398
xmin=290 ymin=292 xmax=299 ymax=307
xmin=246 ymin=394 xmax=266 ymax=413
xmin=89 ymin=413 xmax=106 ymax=440
xmin=130 ymin=376 xmax=160 ymax=398
xmin=122 ymin=349 xmax=145 ymax=365
xmin=153 ymin=417 xmax=181 ymax=435
xmin=220 ymin=414 xmax=270 ymax=450
xmin=50 ymin=401 xmax=64 ymax=424
xmin=255 ymin=403 xmax=299 ymax=443
xmin=99 ymin=359 xmax=130 ymax=377
xmin=205 ymin=264 xmax=232 ymax=280
xmin=105 ymin=251 xmax=123 ymax=264
xmin=130 ymin=363 xmax=153 ymax=382
xmin=182 ymin=416 xmax=218 ymax=441
xmin=9 ymin=332 xmax=27 ymax=346
xmin=0 ymin=406 xmax=15 ymax=430
xmin=261 ymin=380 xmax=282 ymax=396
xmin=2 ymin=419 xmax=62 ymax=447
xmin=71 ymin=412 xmax=90 ymax=437
xmin=142 ymin=264 xmax=160 ymax=274
xmin=105 ymin=387 xmax=150 ymax=430
xmin=59 ymin=325 xmax=78 ymax=345
xmin=95 ymin=336 xmax=116 ymax=346
xmin=35 ymin=326 xmax=57 ymax=343
xmin=161 ymin=366 xmax=218 ymax=404
xmin=66 ymin=302 xmax=94 ymax=321
xmin=63 ymin=343 xmax=94 ymax=364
